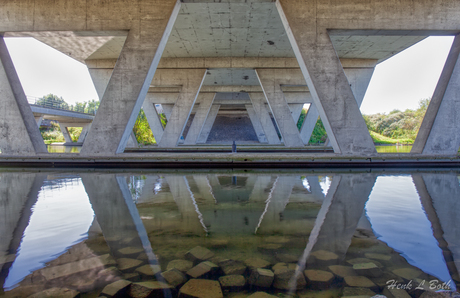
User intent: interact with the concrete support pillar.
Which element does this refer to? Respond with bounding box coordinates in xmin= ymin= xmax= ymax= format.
xmin=126 ymin=131 xmax=138 ymax=148
xmin=288 ymin=103 xmax=304 ymax=126
xmin=142 ymin=97 xmax=165 ymax=144
xmin=412 ymin=35 xmax=460 ymax=155
xmin=299 ymin=105 xmax=320 ymax=144
xmin=81 ymin=1 xmax=181 ymax=155
xmin=35 ymin=116 xmax=44 ymax=128
xmin=162 ymin=104 xmax=174 ymax=121
xmin=81 ymin=174 xmax=164 ymax=281
xmin=248 ymin=176 xmax=274 ymax=202
xmin=0 ymin=36 xmax=47 ymax=155
xmin=276 ymin=1 xmax=376 ymax=154
xmin=57 ymin=122 xmax=73 ymax=144
xmin=197 ymin=104 xmax=220 ymax=144
xmin=154 ymin=69 xmax=207 ymax=148
xmin=246 ymin=104 xmax=268 ymax=143
xmin=256 ymin=69 xmax=304 ymax=147
xmin=413 ymin=174 xmax=460 ymax=283
xmin=192 ymin=175 xmax=217 ymax=204
xmin=184 ymin=93 xmax=216 ymax=145
xmin=77 ymin=123 xmax=91 ymax=143
xmin=248 ymin=93 xmax=281 ymax=145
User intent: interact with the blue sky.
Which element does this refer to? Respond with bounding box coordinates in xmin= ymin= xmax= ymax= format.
xmin=5 ymin=36 xmax=454 ymax=115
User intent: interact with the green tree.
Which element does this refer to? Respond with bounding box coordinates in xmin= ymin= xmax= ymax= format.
xmin=36 ymin=94 xmax=69 ymax=110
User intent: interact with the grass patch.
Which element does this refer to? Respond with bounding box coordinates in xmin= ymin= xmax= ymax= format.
xmin=370 ymin=131 xmax=413 ymax=145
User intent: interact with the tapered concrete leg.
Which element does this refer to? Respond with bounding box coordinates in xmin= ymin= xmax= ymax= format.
xmin=289 ymin=103 xmax=304 ymax=126
xmin=197 ymin=104 xmax=220 ymax=144
xmin=35 ymin=116 xmax=44 ymax=128
xmin=77 ymin=123 xmax=91 ymax=143
xmin=87 ymin=68 xmax=112 ymax=99
xmin=413 ymin=174 xmax=460 ymax=282
xmin=248 ymin=93 xmax=281 ymax=145
xmin=162 ymin=104 xmax=174 ymax=121
xmin=248 ymin=176 xmax=274 ymax=202
xmin=81 ymin=1 xmax=181 ymax=155
xmin=81 ymin=174 xmax=165 ymax=281
xmin=184 ymin=93 xmax=216 ymax=145
xmin=305 ymin=176 xmax=325 ymax=200
xmin=300 ymin=105 xmax=320 ymax=144
xmin=155 ymin=69 xmax=207 ymax=148
xmin=0 ymin=173 xmax=46 ymax=288
xmin=246 ymin=105 xmax=268 ymax=143
xmin=276 ymin=1 xmax=376 ymax=154
xmin=255 ymin=176 xmax=296 ymax=234
xmin=142 ymin=97 xmax=164 ymax=144
xmin=165 ymin=176 xmax=208 ymax=234
xmin=126 ymin=131 xmax=138 ymax=148
xmin=256 ymin=69 xmax=304 ymax=147
xmin=412 ymin=35 xmax=460 ymax=155
xmin=0 ymin=36 xmax=47 ymax=155
xmin=192 ymin=175 xmax=217 ymax=204
xmin=58 ymin=122 xmax=73 ymax=144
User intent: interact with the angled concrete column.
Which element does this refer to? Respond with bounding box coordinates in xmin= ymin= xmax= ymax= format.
xmin=126 ymin=131 xmax=138 ymax=148
xmin=57 ymin=122 xmax=73 ymax=144
xmin=248 ymin=93 xmax=281 ymax=145
xmin=77 ymin=123 xmax=91 ymax=143
xmin=35 ymin=116 xmax=44 ymax=128
xmin=80 ymin=1 xmax=181 ymax=155
xmin=184 ymin=93 xmax=216 ymax=145
xmin=162 ymin=104 xmax=174 ymax=121
xmin=197 ymin=104 xmax=220 ymax=144
xmin=299 ymin=105 xmax=320 ymax=144
xmin=288 ymin=103 xmax=304 ymax=126
xmin=248 ymin=176 xmax=274 ymax=202
xmin=413 ymin=174 xmax=460 ymax=283
xmin=256 ymin=69 xmax=304 ymax=147
xmin=81 ymin=174 xmax=165 ymax=282
xmin=412 ymin=35 xmax=460 ymax=155
xmin=155 ymin=69 xmax=207 ymax=148
xmin=276 ymin=1 xmax=376 ymax=154
xmin=87 ymin=68 xmax=112 ymax=100
xmin=143 ymin=97 xmax=165 ymax=144
xmin=246 ymin=104 xmax=268 ymax=143
xmin=192 ymin=175 xmax=217 ymax=204
xmin=0 ymin=173 xmax=45 ymax=289
xmin=0 ymin=36 xmax=47 ymax=155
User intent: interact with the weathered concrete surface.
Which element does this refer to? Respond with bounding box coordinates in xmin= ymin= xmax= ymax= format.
xmin=246 ymin=104 xmax=269 ymax=143
xmin=248 ymin=93 xmax=281 ymax=145
xmin=154 ymin=69 xmax=207 ymax=147
xmin=142 ymin=96 xmax=165 ymax=144
xmin=80 ymin=0 xmax=180 ymax=155
xmin=0 ymin=36 xmax=47 ymax=155
xmin=276 ymin=0 xmax=377 ymax=154
xmin=197 ymin=104 xmax=220 ymax=144
xmin=184 ymin=93 xmax=216 ymax=145
xmin=412 ymin=34 xmax=460 ymax=155
xmin=256 ymin=69 xmax=305 ymax=147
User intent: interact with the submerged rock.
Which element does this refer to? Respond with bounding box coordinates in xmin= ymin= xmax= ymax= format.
xmin=309 ymin=250 xmax=339 ymax=265
xmin=100 ymin=280 xmax=132 ymax=297
xmin=167 ymin=259 xmax=194 ymax=273
xmin=273 ymin=267 xmax=306 ymax=290
xmin=304 ymin=269 xmax=335 ymax=290
xmin=135 ymin=264 xmax=161 ymax=277
xmin=383 ymin=287 xmax=412 ymax=298
xmin=27 ymin=287 xmax=79 ymax=298
xmin=248 ymin=268 xmax=274 ymax=288
xmin=342 ymin=286 xmax=376 ymax=297
xmin=116 ymin=258 xmax=143 ymax=272
xmin=162 ymin=268 xmax=187 ymax=287
xmin=218 ymin=275 xmax=245 ymax=291
xmin=128 ymin=281 xmax=173 ymax=298
xmin=328 ymin=265 xmax=357 ymax=278
xmin=244 ymin=258 xmax=271 ymax=271
xmin=186 ymin=261 xmax=219 ymax=279
xmin=220 ymin=260 xmax=246 ymax=275
xmin=179 ymin=279 xmax=223 ymax=298
xmin=344 ymin=276 xmax=378 ymax=291
xmin=185 ymin=246 xmax=215 ymax=264
xmin=353 ymin=263 xmax=383 ymax=278
xmin=246 ymin=292 xmax=278 ymax=298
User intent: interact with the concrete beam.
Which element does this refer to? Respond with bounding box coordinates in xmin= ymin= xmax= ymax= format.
xmin=80 ymin=0 xmax=181 ymax=155
xmin=197 ymin=104 xmax=220 ymax=144
xmin=256 ymin=69 xmax=305 ymax=147
xmin=0 ymin=36 xmax=47 ymax=155
xmin=276 ymin=0 xmax=376 ymax=154
xmin=184 ymin=93 xmax=216 ymax=145
xmin=155 ymin=69 xmax=207 ymax=148
xmin=412 ymin=34 xmax=460 ymax=155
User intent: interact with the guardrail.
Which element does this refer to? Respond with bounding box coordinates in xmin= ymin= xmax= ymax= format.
xmin=27 ymin=96 xmax=98 ymax=115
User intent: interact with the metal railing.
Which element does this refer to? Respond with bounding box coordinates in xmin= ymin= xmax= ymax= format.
xmin=27 ymin=96 xmax=98 ymax=115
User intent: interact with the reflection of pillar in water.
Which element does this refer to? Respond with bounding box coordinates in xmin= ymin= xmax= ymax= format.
xmin=413 ymin=173 xmax=460 ymax=283
xmin=192 ymin=175 xmax=216 ymax=204
xmin=81 ymin=174 xmax=166 ymax=288
xmin=0 ymin=173 xmax=45 ymax=290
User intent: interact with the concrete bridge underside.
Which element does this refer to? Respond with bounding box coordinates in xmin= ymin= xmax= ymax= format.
xmin=0 ymin=0 xmax=460 ymax=158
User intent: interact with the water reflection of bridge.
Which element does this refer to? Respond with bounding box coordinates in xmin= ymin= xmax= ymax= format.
xmin=1 ymin=171 xmax=459 ymax=294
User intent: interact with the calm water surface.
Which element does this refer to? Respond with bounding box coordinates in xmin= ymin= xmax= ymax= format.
xmin=1 ymin=169 xmax=459 ymax=297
